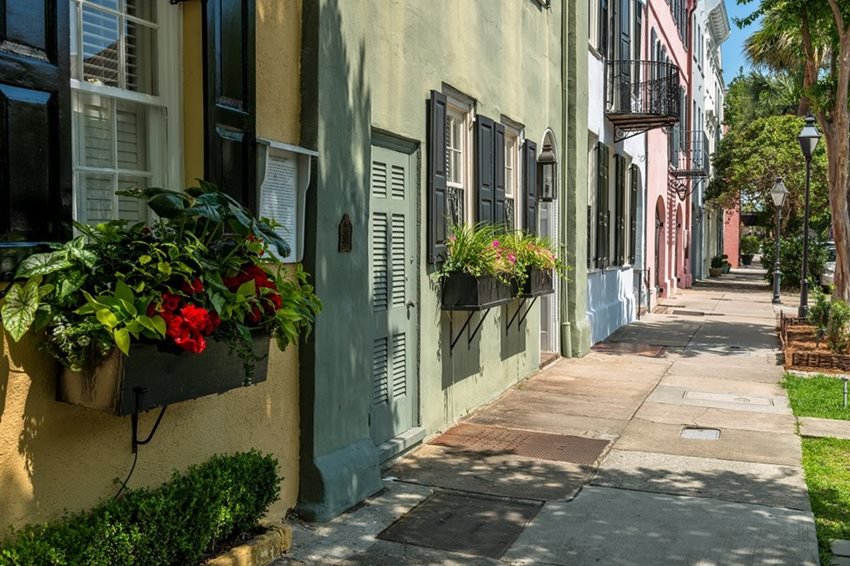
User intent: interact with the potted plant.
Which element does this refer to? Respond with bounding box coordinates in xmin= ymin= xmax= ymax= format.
xmin=503 ymin=233 xmax=568 ymax=298
xmin=0 ymin=182 xmax=321 ymax=415
xmin=436 ymin=223 xmax=514 ymax=310
xmin=721 ymin=254 xmax=732 ymax=273
xmin=709 ymin=256 xmax=723 ymax=278
xmin=740 ymin=235 xmax=760 ymax=266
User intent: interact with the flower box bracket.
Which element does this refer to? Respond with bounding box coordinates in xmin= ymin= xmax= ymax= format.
xmin=448 ymin=309 xmax=492 ymax=356
xmin=130 ymin=387 xmax=168 ymax=453
xmin=505 ymin=296 xmax=539 ymax=334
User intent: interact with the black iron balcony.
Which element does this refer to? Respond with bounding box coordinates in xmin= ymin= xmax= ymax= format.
xmin=670 ymin=130 xmax=710 ymax=178
xmin=606 ymin=60 xmax=681 ymax=141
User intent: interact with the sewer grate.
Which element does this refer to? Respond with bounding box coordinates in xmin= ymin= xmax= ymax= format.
xmin=430 ymin=423 xmax=610 ymax=466
xmin=592 ymin=342 xmax=667 ymax=358
xmin=378 ymin=491 xmax=542 ymax=559
xmin=672 ymin=309 xmax=706 ymax=317
xmin=680 ymin=427 xmax=721 ymax=440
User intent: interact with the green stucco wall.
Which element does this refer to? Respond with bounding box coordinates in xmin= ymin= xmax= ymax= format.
xmin=299 ymin=0 xmax=584 ymax=521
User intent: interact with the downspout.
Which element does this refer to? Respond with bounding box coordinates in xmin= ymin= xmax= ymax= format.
xmin=685 ymin=0 xmax=696 ymax=286
xmin=559 ymin=0 xmax=572 ymax=358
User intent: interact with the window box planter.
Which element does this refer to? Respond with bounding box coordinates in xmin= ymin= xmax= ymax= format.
xmin=518 ymin=268 xmax=555 ymax=298
xmin=441 ymin=272 xmax=512 ymax=311
xmin=57 ymin=333 xmax=270 ymax=416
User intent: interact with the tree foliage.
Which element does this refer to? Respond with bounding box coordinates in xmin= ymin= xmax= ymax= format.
xmin=708 ymin=114 xmax=830 ymax=232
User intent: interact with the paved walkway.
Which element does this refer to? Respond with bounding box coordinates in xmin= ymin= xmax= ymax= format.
xmin=277 ymin=269 xmax=819 ymax=565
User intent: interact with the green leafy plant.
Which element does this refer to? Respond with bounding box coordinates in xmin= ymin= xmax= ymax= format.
xmin=0 ymin=450 xmax=280 ymax=566
xmin=435 ymin=223 xmax=516 ymax=282
xmin=0 ymin=182 xmax=321 ymax=378
xmin=740 ymin=234 xmax=761 ymax=256
xmin=761 ymin=232 xmax=828 ymax=290
xmin=826 ymin=300 xmax=850 ymax=354
xmin=710 ymin=255 xmax=724 ymax=269
xmin=810 ymin=288 xmax=831 ymax=347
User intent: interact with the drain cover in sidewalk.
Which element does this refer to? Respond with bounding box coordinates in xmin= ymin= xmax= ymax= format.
xmin=378 ymin=491 xmax=542 ymax=559
xmin=672 ymin=309 xmax=706 ymax=317
xmin=680 ymin=427 xmax=721 ymax=440
xmin=431 ymin=423 xmax=609 ymax=466
xmin=592 ymin=342 xmax=666 ymax=358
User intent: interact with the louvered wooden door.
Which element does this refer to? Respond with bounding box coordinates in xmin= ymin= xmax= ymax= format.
xmin=368 ymin=145 xmax=417 ymax=447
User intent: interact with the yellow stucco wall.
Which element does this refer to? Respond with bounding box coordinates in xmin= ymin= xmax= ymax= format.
xmin=0 ymin=0 xmax=303 ymax=533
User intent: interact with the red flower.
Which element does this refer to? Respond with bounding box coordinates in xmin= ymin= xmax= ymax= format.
xmin=180 ymin=303 xmax=211 ymax=332
xmin=247 ymin=305 xmax=262 ymax=325
xmin=162 ymin=292 xmax=181 ymax=312
xmin=264 ymin=293 xmax=282 ymax=314
xmin=181 ymin=277 xmax=204 ymax=295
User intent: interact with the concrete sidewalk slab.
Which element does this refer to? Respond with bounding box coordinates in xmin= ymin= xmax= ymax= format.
xmin=503 ymin=487 xmax=818 ymax=566
xmin=646 ymin=385 xmax=791 ymax=414
xmin=660 ymin=373 xmax=787 ymax=397
xmin=467 ymin=406 xmax=628 ymax=440
xmin=279 ymin=480 xmax=433 ymax=565
xmin=663 ymin=358 xmax=783 ymax=383
xmin=499 ymin=388 xmax=643 ymax=420
xmin=614 ymin=418 xmax=802 ymax=466
xmin=799 ymin=416 xmax=850 ymax=439
xmin=634 ymin=402 xmax=797 ymax=434
xmin=335 ymin=540 xmax=501 ymax=565
xmin=593 ymin=449 xmax=810 ymax=511
xmin=387 ymin=444 xmax=590 ymax=501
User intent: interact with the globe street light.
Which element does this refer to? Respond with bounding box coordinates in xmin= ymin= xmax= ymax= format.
xmin=770 ymin=177 xmax=789 ymax=304
xmin=797 ymin=114 xmax=821 ymax=318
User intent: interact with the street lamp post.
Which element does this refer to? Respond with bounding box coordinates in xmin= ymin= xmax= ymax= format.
xmin=771 ymin=178 xmax=789 ymax=304
xmin=797 ymin=115 xmax=821 ymax=318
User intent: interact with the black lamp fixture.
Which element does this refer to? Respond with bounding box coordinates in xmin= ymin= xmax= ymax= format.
xmin=537 ymin=142 xmax=557 ymax=202
xmin=797 ymin=114 xmax=821 ymax=318
xmin=674 ymin=180 xmax=689 ymax=201
xmin=770 ymin=177 xmax=788 ymax=304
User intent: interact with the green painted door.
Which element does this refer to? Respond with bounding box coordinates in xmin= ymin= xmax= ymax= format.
xmin=368 ymin=144 xmax=418 ymax=447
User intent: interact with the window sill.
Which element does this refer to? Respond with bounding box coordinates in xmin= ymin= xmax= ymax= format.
xmin=588 ymin=44 xmax=603 ymax=61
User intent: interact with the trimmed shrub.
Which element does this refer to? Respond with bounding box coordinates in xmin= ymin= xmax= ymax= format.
xmin=827 ymin=300 xmax=850 ymax=354
xmin=741 ymin=234 xmax=761 ymax=256
xmin=0 ymin=450 xmax=280 ymax=566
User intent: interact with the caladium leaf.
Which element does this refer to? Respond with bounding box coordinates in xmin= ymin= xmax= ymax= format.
xmin=0 ymin=280 xmax=40 ymax=342
xmin=15 ymin=251 xmax=73 ymax=278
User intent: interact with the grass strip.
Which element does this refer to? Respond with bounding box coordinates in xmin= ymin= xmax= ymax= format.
xmin=784 ymin=374 xmax=850 ymax=421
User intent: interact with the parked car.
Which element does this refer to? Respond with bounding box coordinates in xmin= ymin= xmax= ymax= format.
xmin=823 ymin=241 xmax=836 ymax=290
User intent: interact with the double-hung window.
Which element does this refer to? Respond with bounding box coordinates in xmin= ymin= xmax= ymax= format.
xmin=445 ymin=96 xmax=473 ymax=227
xmin=70 ymin=0 xmax=181 ymax=225
xmin=504 ymin=127 xmax=521 ymax=230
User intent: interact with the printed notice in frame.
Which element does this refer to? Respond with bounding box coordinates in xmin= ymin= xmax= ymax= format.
xmin=259 ymin=150 xmax=298 ymax=262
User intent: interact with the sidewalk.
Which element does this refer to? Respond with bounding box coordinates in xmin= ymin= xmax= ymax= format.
xmin=276 ymin=269 xmax=819 ymax=565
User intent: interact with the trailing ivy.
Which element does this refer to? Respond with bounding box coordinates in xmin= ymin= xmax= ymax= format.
xmin=0 ymin=451 xmax=281 ymax=566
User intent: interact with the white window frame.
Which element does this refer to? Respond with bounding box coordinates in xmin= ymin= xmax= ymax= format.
xmin=445 ymin=92 xmax=475 ymax=226
xmin=504 ymin=125 xmax=521 ymax=231
xmin=588 ymin=0 xmax=600 ymax=51
xmin=587 ymin=133 xmax=598 ymax=269
xmin=70 ymin=0 xmax=183 ymax=224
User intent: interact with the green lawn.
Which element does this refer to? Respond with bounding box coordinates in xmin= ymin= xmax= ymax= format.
xmin=802 ymin=437 xmax=850 ymax=564
xmin=783 ymin=374 xmax=850 ymax=421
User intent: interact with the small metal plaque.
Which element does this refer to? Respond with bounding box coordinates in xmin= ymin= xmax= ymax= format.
xmin=338 ymin=213 xmax=352 ymax=253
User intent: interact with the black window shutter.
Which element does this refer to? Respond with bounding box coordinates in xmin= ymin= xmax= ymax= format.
xmin=587 ymin=205 xmax=594 ymax=268
xmin=204 ymin=0 xmax=257 ymax=211
xmin=523 ymin=140 xmax=538 ymax=235
xmin=596 ymin=143 xmax=609 ymax=268
xmin=475 ymin=115 xmax=495 ymax=224
xmin=428 ymin=90 xmax=449 ymax=263
xmin=0 ymin=2 xmax=72 ymax=241
xmin=629 ymin=164 xmax=639 ymax=264
xmin=493 ymin=123 xmax=506 ymax=226
xmin=615 ymin=155 xmax=626 ymax=266
xmin=619 ymin=0 xmax=630 ymax=62
xmin=599 ymin=0 xmax=609 ymax=58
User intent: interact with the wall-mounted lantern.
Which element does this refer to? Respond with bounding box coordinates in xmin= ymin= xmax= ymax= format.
xmin=537 ymin=142 xmax=557 ymax=202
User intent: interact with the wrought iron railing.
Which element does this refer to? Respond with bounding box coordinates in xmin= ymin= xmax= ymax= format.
xmin=670 ymin=130 xmax=710 ymax=178
xmin=606 ymin=60 xmax=681 ymax=131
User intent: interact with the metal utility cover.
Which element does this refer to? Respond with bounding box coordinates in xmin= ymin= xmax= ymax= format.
xmin=431 ymin=423 xmax=609 ymax=466
xmin=592 ymin=342 xmax=667 ymax=358
xmin=378 ymin=491 xmax=542 ymax=559
xmin=681 ymin=427 xmax=721 ymax=440
xmin=684 ymin=391 xmax=774 ymax=406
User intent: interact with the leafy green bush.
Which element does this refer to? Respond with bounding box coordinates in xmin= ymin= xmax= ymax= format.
xmin=740 ymin=234 xmax=761 ymax=256
xmin=810 ymin=288 xmax=831 ymax=342
xmin=760 ymin=233 xmax=828 ymax=289
xmin=0 ymin=451 xmax=280 ymax=566
xmin=827 ymin=301 xmax=850 ymax=354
